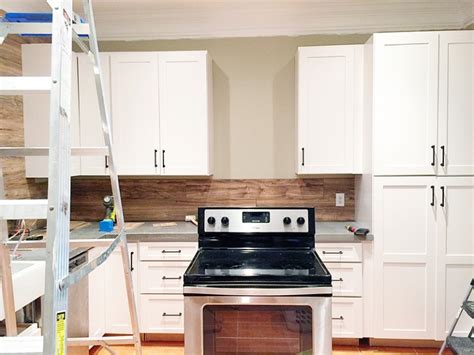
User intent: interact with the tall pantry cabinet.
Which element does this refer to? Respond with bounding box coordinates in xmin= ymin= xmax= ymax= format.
xmin=368 ymin=31 xmax=474 ymax=340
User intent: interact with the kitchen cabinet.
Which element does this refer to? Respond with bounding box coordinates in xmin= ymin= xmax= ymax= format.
xmin=158 ymin=51 xmax=213 ymax=176
xmin=104 ymin=244 xmax=138 ymax=334
xmin=373 ymin=177 xmax=437 ymax=339
xmin=88 ymin=248 xmax=106 ymax=338
xmin=435 ymin=177 xmax=474 ymax=339
xmin=22 ymin=44 xmax=81 ymax=177
xmin=77 ymin=53 xmax=111 ymax=176
xmin=438 ymin=32 xmax=474 ymax=176
xmin=110 ymin=52 xmax=160 ymax=175
xmin=372 ymin=31 xmax=474 ymax=176
xmin=296 ymin=45 xmax=363 ymax=174
xmin=373 ymin=32 xmax=439 ymax=176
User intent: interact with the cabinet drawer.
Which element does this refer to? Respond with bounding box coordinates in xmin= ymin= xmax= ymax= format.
xmin=140 ymin=294 xmax=184 ymax=334
xmin=332 ymin=298 xmax=363 ymax=338
xmin=139 ymin=261 xmax=188 ymax=294
xmin=326 ymin=263 xmax=362 ymax=297
xmin=139 ymin=242 xmax=197 ymax=261
xmin=316 ymin=243 xmax=362 ymax=262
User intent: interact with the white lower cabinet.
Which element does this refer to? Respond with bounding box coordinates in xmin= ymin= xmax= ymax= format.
xmin=140 ymin=294 xmax=185 ymax=333
xmin=104 ymin=244 xmax=138 ymax=334
xmin=332 ymin=298 xmax=363 ymax=338
xmin=326 ymin=263 xmax=362 ymax=297
xmin=88 ymin=248 xmax=106 ymax=338
xmin=138 ymin=242 xmax=196 ymax=334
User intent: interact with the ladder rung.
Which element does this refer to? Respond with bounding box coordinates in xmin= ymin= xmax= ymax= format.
xmin=447 ymin=336 xmax=474 ymax=355
xmin=4 ymin=238 xmax=116 ymax=249
xmin=68 ymin=335 xmax=135 ymax=347
xmin=0 ymin=77 xmax=50 ymax=95
xmin=0 ymin=200 xmax=47 ymax=220
xmin=463 ymin=301 xmax=474 ymax=318
xmin=0 ymin=22 xmax=89 ymax=37
xmin=0 ymin=147 xmax=108 ymax=157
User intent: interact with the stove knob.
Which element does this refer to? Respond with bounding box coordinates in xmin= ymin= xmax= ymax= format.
xmin=297 ymin=217 xmax=306 ymax=225
xmin=221 ymin=217 xmax=229 ymax=226
xmin=207 ymin=216 xmax=216 ymax=225
xmin=283 ymin=217 xmax=292 ymax=225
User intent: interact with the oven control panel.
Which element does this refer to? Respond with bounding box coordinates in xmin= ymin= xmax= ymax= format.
xmin=201 ymin=208 xmax=312 ymax=233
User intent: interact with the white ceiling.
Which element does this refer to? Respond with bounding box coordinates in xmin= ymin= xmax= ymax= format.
xmin=2 ymin=0 xmax=474 ymax=40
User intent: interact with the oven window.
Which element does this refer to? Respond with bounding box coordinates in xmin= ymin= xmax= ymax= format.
xmin=203 ymin=305 xmax=313 ymax=355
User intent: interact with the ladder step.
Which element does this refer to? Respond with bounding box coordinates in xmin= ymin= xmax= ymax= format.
xmin=0 ymin=147 xmax=108 ymax=157
xmin=463 ymin=301 xmax=474 ymax=319
xmin=447 ymin=336 xmax=474 ymax=354
xmin=0 ymin=22 xmax=89 ymax=37
xmin=68 ymin=335 xmax=135 ymax=346
xmin=0 ymin=200 xmax=47 ymax=220
xmin=0 ymin=336 xmax=42 ymax=355
xmin=0 ymin=77 xmax=50 ymax=95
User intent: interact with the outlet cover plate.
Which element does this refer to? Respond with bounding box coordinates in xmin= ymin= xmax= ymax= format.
xmin=336 ymin=193 xmax=345 ymax=207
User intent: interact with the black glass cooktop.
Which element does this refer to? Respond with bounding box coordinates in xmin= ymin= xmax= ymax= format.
xmin=183 ymin=249 xmax=331 ymax=287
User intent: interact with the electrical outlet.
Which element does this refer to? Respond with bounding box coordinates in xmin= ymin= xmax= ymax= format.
xmin=336 ymin=193 xmax=345 ymax=207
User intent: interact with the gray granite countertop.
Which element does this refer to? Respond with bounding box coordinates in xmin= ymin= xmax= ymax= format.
xmin=17 ymin=220 xmax=371 ymax=261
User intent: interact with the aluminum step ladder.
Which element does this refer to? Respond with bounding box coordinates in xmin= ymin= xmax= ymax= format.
xmin=439 ymin=279 xmax=474 ymax=355
xmin=0 ymin=1 xmax=142 ymax=354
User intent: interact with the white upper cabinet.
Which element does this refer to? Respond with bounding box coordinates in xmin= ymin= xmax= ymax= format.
xmin=78 ymin=53 xmax=111 ymax=176
xmin=438 ymin=32 xmax=474 ymax=176
xmin=110 ymin=52 xmax=160 ymax=175
xmin=158 ymin=51 xmax=213 ymax=176
xmin=296 ymin=45 xmax=363 ymax=174
xmin=22 ymin=44 xmax=81 ymax=177
xmin=373 ymin=33 xmax=439 ymax=176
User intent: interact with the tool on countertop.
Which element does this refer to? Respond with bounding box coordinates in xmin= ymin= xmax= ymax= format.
xmin=345 ymin=224 xmax=370 ymax=237
xmin=99 ymin=195 xmax=116 ymax=232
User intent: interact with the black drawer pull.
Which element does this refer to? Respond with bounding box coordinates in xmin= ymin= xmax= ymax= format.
xmin=130 ymin=251 xmax=134 ymax=272
xmin=161 ymin=250 xmax=182 ymax=254
xmin=162 ymin=149 xmax=166 ymax=168
xmin=302 ymin=147 xmax=305 ymax=166
xmin=440 ymin=186 xmax=445 ymax=207
xmin=162 ymin=276 xmax=182 ymax=280
xmin=333 ymin=278 xmax=343 ymax=282
xmin=154 ymin=149 xmax=158 ymax=168
xmin=430 ymin=185 xmax=435 ymax=206
xmin=322 ymin=251 xmax=343 ymax=255
xmin=431 ymin=145 xmax=436 ymax=166
xmin=440 ymin=145 xmax=445 ymax=167
xmin=332 ymin=316 xmax=344 ymax=320
xmin=105 ymin=156 xmax=109 ymax=168
xmin=163 ymin=312 xmax=182 ymax=317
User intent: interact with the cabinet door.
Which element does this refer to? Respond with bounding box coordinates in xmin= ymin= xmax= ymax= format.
xmin=88 ymin=247 xmax=106 ymax=338
xmin=296 ymin=46 xmax=356 ymax=174
xmin=373 ymin=177 xmax=436 ymax=339
xmin=78 ymin=53 xmax=111 ymax=176
xmin=158 ymin=51 xmax=212 ymax=175
xmin=111 ymin=53 xmax=160 ymax=175
xmin=438 ymin=31 xmax=474 ymax=176
xmin=22 ymin=44 xmax=81 ymax=177
xmin=373 ymin=33 xmax=439 ymax=175
xmin=436 ymin=177 xmax=474 ymax=339
xmin=104 ymin=244 xmax=138 ymax=334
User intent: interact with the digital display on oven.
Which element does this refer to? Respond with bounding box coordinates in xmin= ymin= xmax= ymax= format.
xmin=242 ymin=211 xmax=270 ymax=223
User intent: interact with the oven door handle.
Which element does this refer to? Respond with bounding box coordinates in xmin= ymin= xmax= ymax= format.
xmin=183 ymin=286 xmax=332 ymax=296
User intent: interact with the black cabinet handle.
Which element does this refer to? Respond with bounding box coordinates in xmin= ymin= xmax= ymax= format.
xmin=431 ymin=145 xmax=436 ymax=166
xmin=440 ymin=145 xmax=445 ymax=167
xmin=105 ymin=156 xmax=109 ymax=168
xmin=162 ymin=276 xmax=182 ymax=280
xmin=301 ymin=148 xmax=305 ymax=166
xmin=161 ymin=249 xmax=181 ymax=254
xmin=430 ymin=185 xmax=435 ymax=206
xmin=163 ymin=312 xmax=182 ymax=317
xmin=333 ymin=278 xmax=344 ymax=282
xmin=332 ymin=316 xmax=344 ymax=320
xmin=440 ymin=186 xmax=445 ymax=207
xmin=162 ymin=150 xmax=166 ymax=168
xmin=154 ymin=149 xmax=158 ymax=168
xmin=322 ymin=251 xmax=343 ymax=255
xmin=130 ymin=251 xmax=134 ymax=272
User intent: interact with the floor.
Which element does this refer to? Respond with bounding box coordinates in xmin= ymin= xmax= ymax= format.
xmin=94 ymin=342 xmax=448 ymax=355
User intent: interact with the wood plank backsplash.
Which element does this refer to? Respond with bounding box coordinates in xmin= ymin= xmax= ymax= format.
xmin=71 ymin=177 xmax=354 ymax=222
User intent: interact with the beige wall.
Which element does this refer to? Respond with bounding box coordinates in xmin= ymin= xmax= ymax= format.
xmin=100 ymin=34 xmax=370 ymax=179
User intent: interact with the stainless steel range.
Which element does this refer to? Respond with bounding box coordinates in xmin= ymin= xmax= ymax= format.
xmin=184 ymin=207 xmax=332 ymax=355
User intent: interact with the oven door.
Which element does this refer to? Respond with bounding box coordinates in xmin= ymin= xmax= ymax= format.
xmin=184 ymin=287 xmax=332 ymax=355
